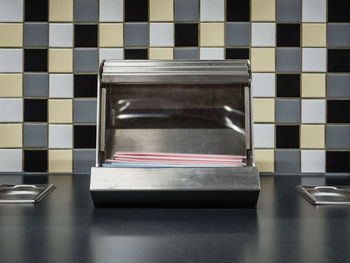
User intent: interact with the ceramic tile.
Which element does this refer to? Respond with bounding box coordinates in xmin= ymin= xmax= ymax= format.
xmin=0 ymin=149 xmax=22 ymax=172
xmin=276 ymin=99 xmax=300 ymax=123
xmin=251 ymin=0 xmax=275 ymax=22
xmin=327 ymin=74 xmax=350 ymax=98
xmin=73 ymin=149 xmax=95 ymax=173
xmin=150 ymin=0 xmax=173 ymax=21
xmin=73 ymin=99 xmax=97 ymax=123
xmin=150 ymin=23 xmax=174 ymax=47
xmin=0 ymin=0 xmax=23 ymax=22
xmin=0 ymin=98 xmax=23 ymax=122
xmin=99 ymin=23 xmax=123 ymax=47
xmin=302 ymin=48 xmax=326 ymax=72
xmin=276 ymin=0 xmax=300 ymax=22
xmin=49 ymin=150 xmax=72 ymax=172
xmin=275 ymin=150 xmax=300 ymax=173
xmin=250 ymin=48 xmax=275 ymax=72
xmin=48 ymin=99 xmax=73 ymax=123
xmin=49 ymin=74 xmax=73 ymax=98
xmin=175 ymin=0 xmax=198 ymax=21
xmin=174 ymin=48 xmax=198 ymax=60
xmin=254 ymin=149 xmax=274 ymax=172
xmin=49 ymin=49 xmax=73 ymax=73
xmin=23 ymin=123 xmax=47 ymax=147
xmin=49 ymin=0 xmax=73 ymax=22
xmin=99 ymin=0 xmax=123 ymax=22
xmin=0 ymin=74 xmax=22 ymax=97
xmin=302 ymin=0 xmax=326 ymax=22
xmin=199 ymin=48 xmax=224 ymax=60
xmin=74 ymin=0 xmax=98 ymax=22
xmin=326 ymin=125 xmax=350 ymax=149
xmin=276 ymin=48 xmax=301 ymax=72
xmin=73 ymin=49 xmax=98 ymax=72
xmin=226 ymin=23 xmax=250 ymax=47
xmin=327 ymin=24 xmax=350 ymax=47
xmin=300 ymin=125 xmax=325 ymax=149
xmin=49 ymin=23 xmax=73 ymax=47
xmin=149 ymin=48 xmax=173 ymax=59
xmin=99 ymin=48 xmax=123 ymax=63
xmin=301 ymin=99 xmax=325 ymax=123
xmin=251 ymin=73 xmax=275 ymax=97
xmin=301 ymin=73 xmax=325 ymax=98
xmin=48 ymin=124 xmax=72 ymax=148
xmin=124 ymin=23 xmax=148 ymax=47
xmin=302 ymin=24 xmax=326 ymax=47
xmin=253 ymin=124 xmax=274 ymax=148
xmin=200 ymin=0 xmax=224 ymax=22
xmin=0 ymin=49 xmax=23 ymax=72
xmin=0 ymin=124 xmax=22 ymax=148
xmin=200 ymin=23 xmax=224 ymax=47
xmin=253 ymin=98 xmax=275 ymax=123
xmin=251 ymin=23 xmax=275 ymax=47
xmin=0 ymin=23 xmax=22 ymax=47
xmin=301 ymin=150 xmax=325 ymax=173
xmin=23 ymin=73 xmax=48 ymax=97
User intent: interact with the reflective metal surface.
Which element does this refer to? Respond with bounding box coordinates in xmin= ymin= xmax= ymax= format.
xmin=0 ymin=184 xmax=55 ymax=203
xmin=296 ymin=185 xmax=350 ymax=205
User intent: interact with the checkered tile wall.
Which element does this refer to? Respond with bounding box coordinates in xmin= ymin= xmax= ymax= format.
xmin=0 ymin=0 xmax=350 ymax=174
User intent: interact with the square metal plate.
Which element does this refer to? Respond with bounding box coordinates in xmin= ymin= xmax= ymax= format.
xmin=0 ymin=184 xmax=55 ymax=204
xmin=296 ymin=185 xmax=350 ymax=205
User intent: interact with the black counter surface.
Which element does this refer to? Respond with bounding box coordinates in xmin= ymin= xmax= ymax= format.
xmin=0 ymin=174 xmax=350 ymax=263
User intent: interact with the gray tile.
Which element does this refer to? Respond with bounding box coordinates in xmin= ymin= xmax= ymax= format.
xmin=276 ymin=99 xmax=300 ymax=123
xmin=275 ymin=150 xmax=300 ymax=173
xmin=276 ymin=48 xmax=301 ymax=72
xmin=327 ymin=24 xmax=350 ymax=47
xmin=23 ymin=23 xmax=48 ymax=47
xmin=327 ymin=74 xmax=350 ymax=98
xmin=175 ymin=0 xmax=198 ymax=21
xmin=74 ymin=49 xmax=98 ymax=72
xmin=24 ymin=124 xmax=47 ymax=147
xmin=326 ymin=125 xmax=350 ymax=149
xmin=74 ymin=0 xmax=98 ymax=22
xmin=226 ymin=22 xmax=250 ymax=46
xmin=124 ymin=23 xmax=149 ymax=47
xmin=174 ymin=48 xmax=198 ymax=59
xmin=74 ymin=99 xmax=97 ymax=123
xmin=74 ymin=149 xmax=96 ymax=173
xmin=23 ymin=73 xmax=48 ymax=97
xmin=276 ymin=0 xmax=301 ymax=22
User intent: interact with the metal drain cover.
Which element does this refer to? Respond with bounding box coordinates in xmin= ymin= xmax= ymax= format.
xmin=296 ymin=185 xmax=350 ymax=205
xmin=0 ymin=184 xmax=55 ymax=204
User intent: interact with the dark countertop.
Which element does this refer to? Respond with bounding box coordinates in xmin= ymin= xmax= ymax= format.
xmin=1 ymin=174 xmax=350 ymax=263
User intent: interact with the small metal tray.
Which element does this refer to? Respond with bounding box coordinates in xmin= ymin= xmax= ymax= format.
xmin=0 ymin=184 xmax=55 ymax=204
xmin=296 ymin=185 xmax=350 ymax=205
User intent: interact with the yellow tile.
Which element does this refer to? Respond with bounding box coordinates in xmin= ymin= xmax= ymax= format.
xmin=300 ymin=125 xmax=325 ymax=149
xmin=251 ymin=48 xmax=275 ymax=72
xmin=149 ymin=48 xmax=173 ymax=59
xmin=200 ymin=23 xmax=224 ymax=47
xmin=49 ymin=99 xmax=72 ymax=123
xmin=251 ymin=0 xmax=275 ymax=21
xmin=254 ymin=149 xmax=274 ymax=172
xmin=49 ymin=0 xmax=73 ymax=22
xmin=0 ymin=24 xmax=22 ymax=47
xmin=253 ymin=98 xmax=275 ymax=123
xmin=49 ymin=49 xmax=73 ymax=73
xmin=99 ymin=23 xmax=123 ymax=47
xmin=150 ymin=0 xmax=173 ymax=21
xmin=0 ymin=74 xmax=22 ymax=97
xmin=302 ymin=23 xmax=326 ymax=47
xmin=49 ymin=150 xmax=72 ymax=173
xmin=0 ymin=124 xmax=22 ymax=148
xmin=301 ymin=74 xmax=326 ymax=98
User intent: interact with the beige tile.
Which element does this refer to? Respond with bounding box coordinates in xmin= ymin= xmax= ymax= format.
xmin=49 ymin=0 xmax=73 ymax=22
xmin=254 ymin=149 xmax=274 ymax=172
xmin=49 ymin=99 xmax=72 ymax=123
xmin=251 ymin=0 xmax=275 ymax=21
xmin=0 ymin=24 xmax=22 ymax=47
xmin=251 ymin=48 xmax=275 ymax=72
xmin=49 ymin=150 xmax=72 ymax=173
xmin=149 ymin=48 xmax=173 ymax=59
xmin=99 ymin=23 xmax=123 ymax=47
xmin=150 ymin=0 xmax=173 ymax=21
xmin=49 ymin=49 xmax=73 ymax=73
xmin=300 ymin=125 xmax=325 ymax=149
xmin=302 ymin=23 xmax=326 ymax=47
xmin=200 ymin=23 xmax=224 ymax=47
xmin=253 ymin=98 xmax=275 ymax=123
xmin=301 ymin=73 xmax=326 ymax=98
xmin=0 ymin=74 xmax=22 ymax=97
xmin=0 ymin=124 xmax=22 ymax=148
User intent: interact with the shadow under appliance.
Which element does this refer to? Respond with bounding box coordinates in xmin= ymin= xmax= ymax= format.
xmin=90 ymin=60 xmax=260 ymax=207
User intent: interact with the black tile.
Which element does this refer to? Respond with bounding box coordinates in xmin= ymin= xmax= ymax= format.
xmin=124 ymin=49 xmax=148 ymax=59
xmin=74 ymin=25 xmax=98 ymax=47
xmin=328 ymin=0 xmax=350 ymax=22
xmin=74 ymin=125 xmax=96 ymax=148
xmin=328 ymin=49 xmax=350 ymax=72
xmin=74 ymin=74 xmax=97 ymax=97
xmin=24 ymin=150 xmax=48 ymax=172
xmin=276 ymin=125 xmax=299 ymax=148
xmin=125 ymin=0 xmax=148 ymax=22
xmin=226 ymin=48 xmax=249 ymax=59
xmin=277 ymin=74 xmax=300 ymax=97
xmin=175 ymin=23 xmax=198 ymax=47
xmin=277 ymin=24 xmax=300 ymax=47
xmin=227 ymin=0 xmax=250 ymax=21
xmin=24 ymin=49 xmax=48 ymax=72
xmin=327 ymin=100 xmax=350 ymax=123
xmin=326 ymin=151 xmax=350 ymax=173
xmin=24 ymin=99 xmax=47 ymax=122
xmin=25 ymin=0 xmax=48 ymax=22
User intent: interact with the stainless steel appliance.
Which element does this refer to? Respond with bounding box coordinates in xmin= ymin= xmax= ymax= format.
xmin=90 ymin=60 xmax=260 ymax=207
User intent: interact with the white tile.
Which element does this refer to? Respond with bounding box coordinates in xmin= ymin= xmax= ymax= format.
xmin=0 ymin=98 xmax=22 ymax=122
xmin=0 ymin=0 xmax=23 ymax=22
xmin=253 ymin=124 xmax=275 ymax=148
xmin=0 ymin=149 xmax=22 ymax=172
xmin=251 ymin=23 xmax=276 ymax=47
xmin=200 ymin=48 xmax=224 ymax=60
xmin=49 ymin=124 xmax=73 ymax=149
xmin=302 ymin=48 xmax=326 ymax=72
xmin=302 ymin=0 xmax=326 ymax=22
xmin=200 ymin=0 xmax=224 ymax=21
xmin=49 ymin=23 xmax=73 ymax=47
xmin=150 ymin=23 xmax=174 ymax=47
xmin=100 ymin=0 xmax=123 ymax=22
xmin=0 ymin=49 xmax=23 ymax=72
xmin=301 ymin=99 xmax=325 ymax=123
xmin=49 ymin=74 xmax=73 ymax=98
xmin=252 ymin=73 xmax=275 ymax=97
xmin=301 ymin=150 xmax=325 ymax=173
xmin=99 ymin=48 xmax=123 ymax=63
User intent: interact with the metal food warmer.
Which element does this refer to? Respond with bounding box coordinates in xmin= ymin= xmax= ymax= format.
xmin=90 ymin=60 xmax=260 ymax=207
